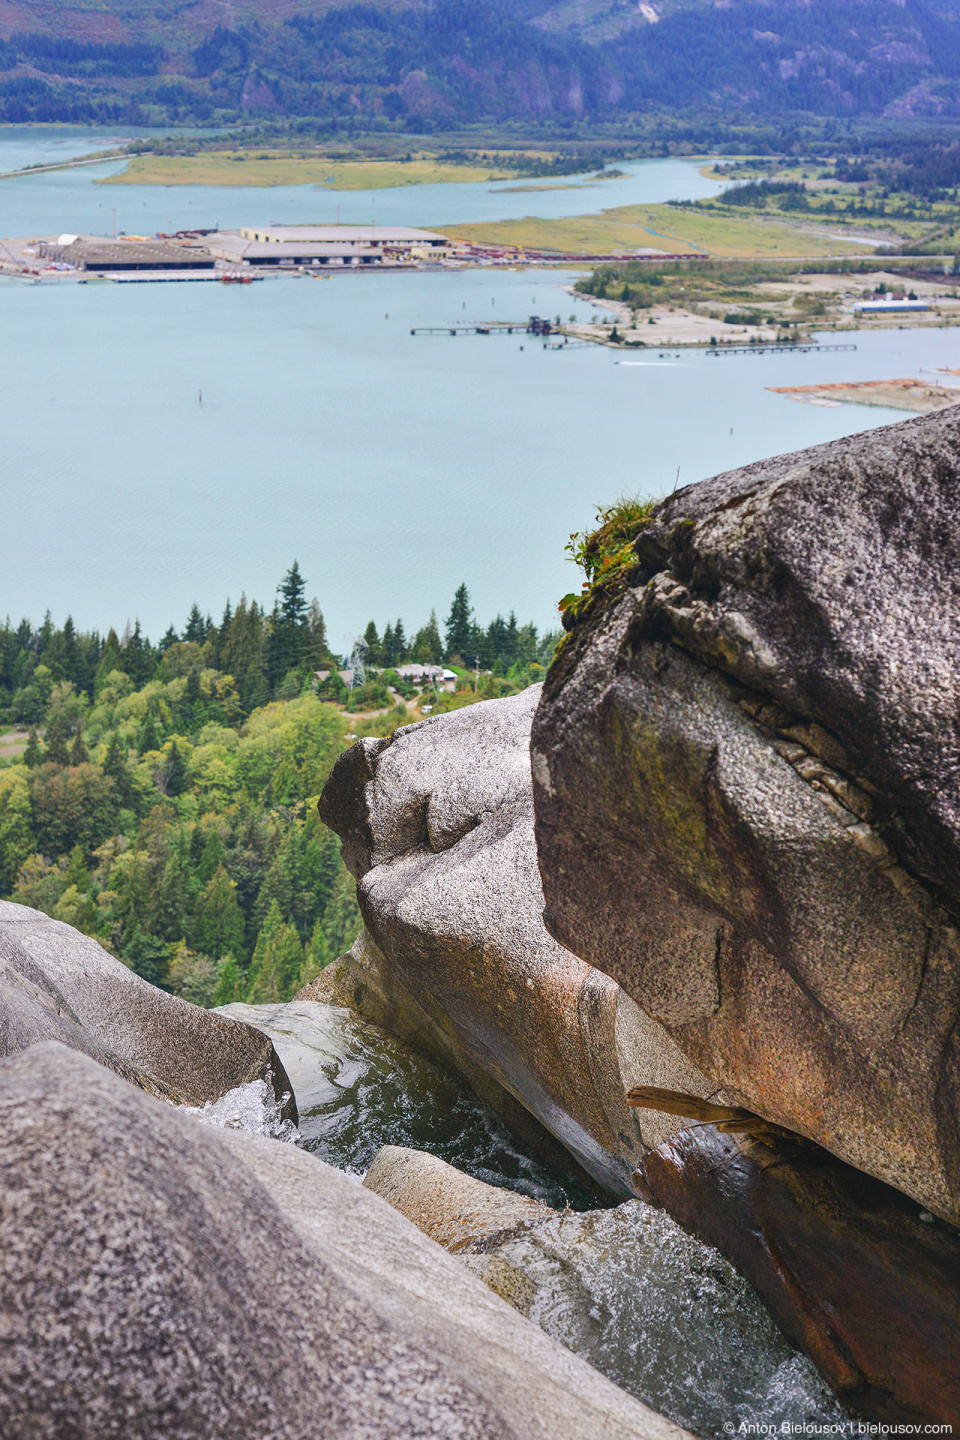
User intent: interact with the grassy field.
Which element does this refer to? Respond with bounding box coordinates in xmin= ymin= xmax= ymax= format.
xmin=444 ymin=202 xmax=878 ymax=258
xmin=101 ymin=152 xmax=517 ymax=190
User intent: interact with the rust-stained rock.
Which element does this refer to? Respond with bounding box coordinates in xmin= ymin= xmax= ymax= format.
xmin=532 ymin=410 xmax=960 ymax=1225
xmin=633 ymin=1125 xmax=960 ymax=1425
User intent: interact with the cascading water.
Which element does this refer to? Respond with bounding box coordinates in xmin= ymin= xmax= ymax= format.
xmin=217 ymin=1000 xmax=599 ymax=1208
xmin=210 ymin=999 xmax=851 ymax=1437
xmin=468 ymin=1204 xmax=849 ymax=1435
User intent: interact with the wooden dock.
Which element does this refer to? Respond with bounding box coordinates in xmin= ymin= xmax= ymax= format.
xmin=706 ymin=342 xmax=857 ymax=357
xmin=411 ymin=316 xmax=555 ymax=338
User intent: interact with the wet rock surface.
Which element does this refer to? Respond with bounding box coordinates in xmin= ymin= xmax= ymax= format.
xmin=0 ymin=1041 xmax=684 ymax=1440
xmin=363 ymin=1143 xmax=554 ymax=1250
xmin=0 ymin=900 xmax=294 ymax=1116
xmin=533 ymin=410 xmax=960 ymax=1227
xmin=318 ymin=690 xmax=712 ymax=1198
xmin=633 ymin=1126 xmax=960 ymax=1425
xmin=365 ymin=1143 xmax=848 ymax=1439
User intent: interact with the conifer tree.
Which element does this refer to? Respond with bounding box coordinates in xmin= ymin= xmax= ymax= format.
xmin=411 ymin=610 xmax=443 ymax=665
xmin=125 ymin=621 xmax=155 ymax=688
xmin=196 ymin=829 xmax=226 ymax=884
xmin=94 ymin=629 xmax=125 ymax=697
xmin=382 ymin=622 xmax=395 ymax=667
xmin=362 ymin=620 xmax=381 ymax=667
xmin=23 ymin=726 xmax=41 ymax=768
xmin=279 ymin=561 xmax=307 ymax=630
xmin=70 ymin=722 xmax=89 ymax=766
xmin=162 ymin=740 xmax=189 ymax=798
xmin=44 ymin=713 xmax=69 ymax=767
xmin=221 ymin=595 xmax=269 ymax=713
xmin=245 ymin=899 xmax=303 ymax=1003
xmin=138 ymin=714 xmax=160 ymax=755
xmin=102 ymin=731 xmax=134 ymax=807
xmin=307 ymin=599 xmax=329 ymax=668
xmin=211 ymin=953 xmax=242 ymax=1007
xmin=298 ymin=919 xmax=331 ymax=990
xmin=319 ymin=869 xmax=362 ymax=960
xmin=184 ymin=604 xmax=207 ymax=646
xmin=62 ymin=615 xmax=80 ymax=687
xmin=444 ymin=584 xmax=474 ymax=662
xmin=270 ymin=563 xmax=310 ymax=685
xmin=154 ymin=838 xmax=196 ymax=942
xmin=195 ymin=864 xmax=246 ymax=960
xmin=38 ymin=611 xmax=54 ymax=657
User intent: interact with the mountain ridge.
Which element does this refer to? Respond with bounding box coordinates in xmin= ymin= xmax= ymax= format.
xmin=1 ymin=0 xmax=959 ymax=126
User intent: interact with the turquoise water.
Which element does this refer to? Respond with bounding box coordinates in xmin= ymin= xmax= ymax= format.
xmin=0 ymin=126 xmax=726 ymax=237
xmin=0 ymin=129 xmax=954 ymax=643
xmin=0 ymin=125 xmax=134 ymax=174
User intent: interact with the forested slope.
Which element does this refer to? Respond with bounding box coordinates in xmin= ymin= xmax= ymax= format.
xmin=0 ymin=569 xmax=553 ymax=1009
xmin=1 ymin=0 xmax=960 ymax=126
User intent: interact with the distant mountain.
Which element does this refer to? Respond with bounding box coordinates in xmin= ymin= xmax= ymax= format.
xmin=1 ymin=0 xmax=960 ymax=126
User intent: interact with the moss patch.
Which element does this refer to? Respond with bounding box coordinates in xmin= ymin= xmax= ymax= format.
xmin=558 ymin=497 xmax=656 ymax=631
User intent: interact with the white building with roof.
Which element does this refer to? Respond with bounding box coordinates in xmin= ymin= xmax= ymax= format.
xmin=227 ymin=224 xmax=453 ymax=263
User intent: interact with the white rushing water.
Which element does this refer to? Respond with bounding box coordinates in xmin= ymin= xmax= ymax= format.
xmin=222 ymin=1000 xmax=852 ymax=1437
xmin=184 ymin=1071 xmax=300 ymax=1143
xmin=480 ymin=1203 xmax=849 ymax=1437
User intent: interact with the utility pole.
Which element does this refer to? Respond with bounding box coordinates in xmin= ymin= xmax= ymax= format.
xmin=474 ymin=656 xmax=479 ymax=693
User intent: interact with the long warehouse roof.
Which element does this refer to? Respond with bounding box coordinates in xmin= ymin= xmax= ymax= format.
xmin=238 ymin=225 xmax=448 ymax=243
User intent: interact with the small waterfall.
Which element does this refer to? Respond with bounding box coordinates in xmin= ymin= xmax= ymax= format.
xmin=217 ymin=999 xmax=851 ymax=1436
xmin=185 ymin=1073 xmax=299 ymax=1143
xmin=218 ymin=999 xmax=598 ymax=1208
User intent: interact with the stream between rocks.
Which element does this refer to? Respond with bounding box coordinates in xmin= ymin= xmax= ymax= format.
xmin=198 ymin=1000 xmax=850 ymax=1439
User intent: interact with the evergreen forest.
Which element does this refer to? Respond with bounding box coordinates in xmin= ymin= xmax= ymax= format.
xmin=0 ymin=565 xmax=555 ymax=1010
xmin=2 ymin=0 xmax=960 ymax=127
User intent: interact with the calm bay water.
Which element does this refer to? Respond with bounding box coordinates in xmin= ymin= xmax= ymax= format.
xmin=0 ymin=128 xmax=954 ymax=643
xmin=0 ymin=125 xmax=726 ymax=236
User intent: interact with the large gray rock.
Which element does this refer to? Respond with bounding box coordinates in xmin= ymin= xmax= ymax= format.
xmin=318 ymin=691 xmax=711 ymax=1197
xmin=0 ymin=899 xmax=294 ymax=1115
xmin=0 ymin=1041 xmax=685 ymax=1440
xmin=532 ymin=409 xmax=960 ymax=1224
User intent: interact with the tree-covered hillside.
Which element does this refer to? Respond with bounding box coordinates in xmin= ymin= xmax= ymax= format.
xmin=1 ymin=0 xmax=959 ymax=125
xmin=0 ymin=567 xmax=555 ymax=1009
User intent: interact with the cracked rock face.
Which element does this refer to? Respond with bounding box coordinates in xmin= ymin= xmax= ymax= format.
xmin=319 ymin=689 xmax=711 ymax=1197
xmin=532 ymin=409 xmax=960 ymax=1225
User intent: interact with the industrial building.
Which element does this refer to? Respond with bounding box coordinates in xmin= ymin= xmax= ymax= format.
xmin=38 ymin=235 xmax=215 ymax=272
xmin=27 ymin=222 xmax=454 ymax=280
xmin=851 ymin=297 xmax=929 ymax=314
xmin=207 ymin=224 xmax=453 ymax=267
xmin=241 ymin=224 xmax=449 ymax=252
